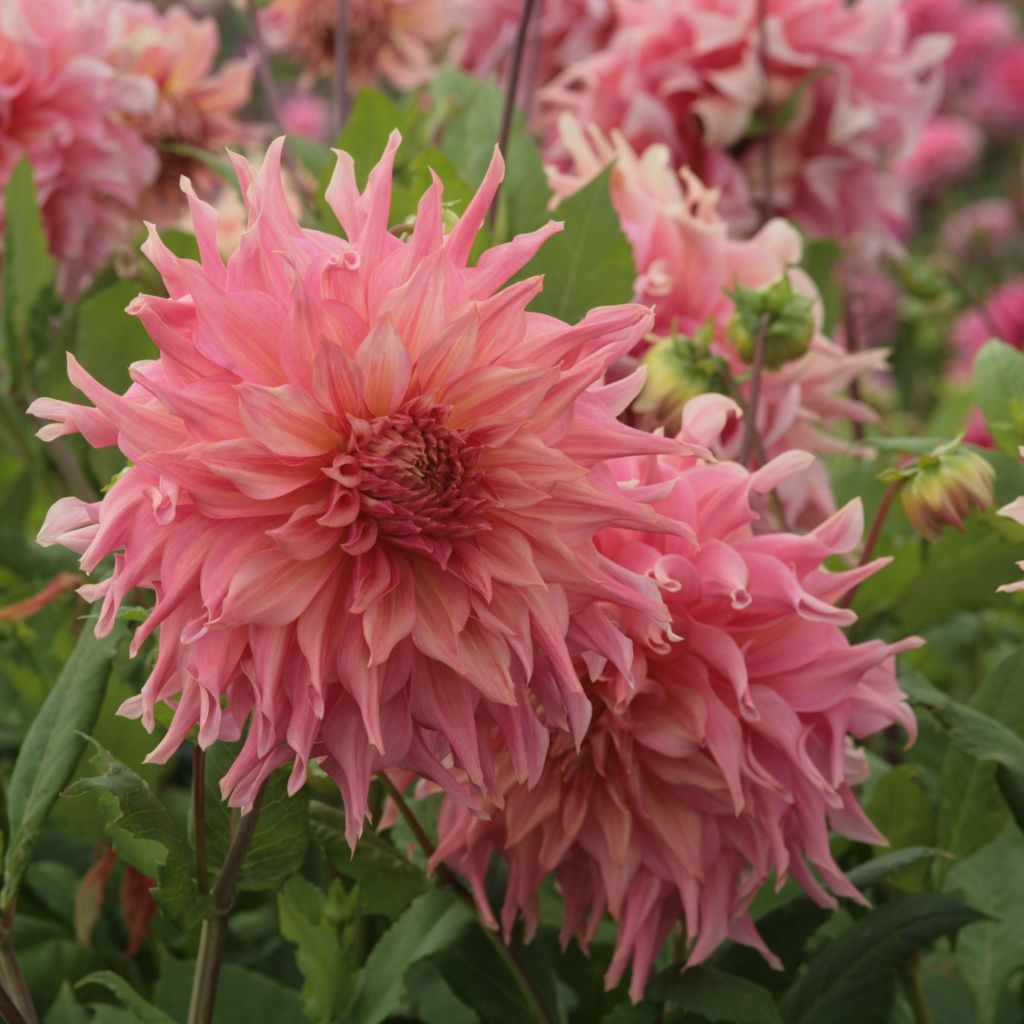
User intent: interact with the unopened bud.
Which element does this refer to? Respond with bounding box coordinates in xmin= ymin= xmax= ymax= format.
xmin=895 ymin=440 xmax=995 ymax=541
xmin=634 ymin=322 xmax=726 ymax=430
xmin=726 ymin=275 xmax=815 ymax=370
xmin=897 ymin=260 xmax=948 ymax=302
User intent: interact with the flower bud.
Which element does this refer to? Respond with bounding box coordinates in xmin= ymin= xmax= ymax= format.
xmin=726 ymin=275 xmax=815 ymax=369
xmin=898 ymin=441 xmax=995 ymax=541
xmin=897 ymin=260 xmax=948 ymax=302
xmin=634 ymin=322 xmax=727 ymax=430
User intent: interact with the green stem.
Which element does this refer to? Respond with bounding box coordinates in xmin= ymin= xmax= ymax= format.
xmin=193 ymin=746 xmax=209 ymax=895
xmin=377 ymin=774 xmax=555 ymax=1024
xmin=738 ymin=313 xmax=771 ymax=467
xmin=186 ymin=783 xmax=268 ymax=1024
xmin=899 ymin=955 xmax=934 ymax=1024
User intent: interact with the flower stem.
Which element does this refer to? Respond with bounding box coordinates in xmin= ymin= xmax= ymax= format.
xmin=488 ymin=0 xmax=540 ymax=231
xmin=738 ymin=313 xmax=771 ymax=467
xmin=841 ymin=277 xmax=867 ymax=442
xmin=376 ymin=774 xmax=555 ymax=1024
xmin=840 ymin=479 xmax=902 ymax=609
xmin=243 ymin=0 xmax=285 ymax=133
xmin=899 ymin=955 xmax=935 ymax=1024
xmin=756 ymin=0 xmax=775 ymax=224
xmin=186 ymin=783 xmax=268 ymax=1024
xmin=0 ymin=979 xmax=29 ymax=1024
xmin=332 ymin=0 xmax=350 ymax=138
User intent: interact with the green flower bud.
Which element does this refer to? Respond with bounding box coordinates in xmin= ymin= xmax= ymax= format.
xmin=726 ymin=275 xmax=815 ymax=370
xmin=634 ymin=323 xmax=727 ymax=430
xmin=897 ymin=260 xmax=948 ymax=302
xmin=898 ymin=440 xmax=995 ymax=542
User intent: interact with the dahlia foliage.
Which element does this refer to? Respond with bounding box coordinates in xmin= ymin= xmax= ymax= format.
xmin=3 ymin=0 xmax=1024 ymax=1021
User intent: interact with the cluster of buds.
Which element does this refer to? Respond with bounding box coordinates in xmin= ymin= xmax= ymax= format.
xmin=726 ymin=275 xmax=816 ymax=369
xmin=888 ymin=438 xmax=996 ymax=541
xmin=633 ymin=320 xmax=730 ymax=431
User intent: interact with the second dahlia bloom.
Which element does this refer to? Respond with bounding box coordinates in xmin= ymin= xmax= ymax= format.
xmin=0 ymin=0 xmax=158 ymax=297
xmin=433 ymin=396 xmax=919 ymax=1002
xmin=263 ymin=0 xmax=452 ymax=90
xmin=31 ymin=134 xmax=687 ymax=844
xmin=551 ymin=120 xmax=886 ymax=526
xmin=101 ymin=1 xmax=255 ymax=222
xmin=544 ymin=0 xmax=949 ymax=251
xmin=998 ymin=450 xmax=1024 ymax=594
xmin=897 ymin=116 xmax=984 ymax=198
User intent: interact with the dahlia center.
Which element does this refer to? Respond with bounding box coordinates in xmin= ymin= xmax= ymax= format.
xmin=323 ymin=400 xmax=491 ymax=560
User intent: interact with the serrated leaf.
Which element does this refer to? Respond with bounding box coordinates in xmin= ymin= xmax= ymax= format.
xmin=903 ymin=668 xmax=1024 ymax=833
xmin=647 ymin=966 xmax=783 ymax=1024
xmin=65 ymin=745 xmax=211 ymax=929
xmin=278 ymin=875 xmax=359 ymax=1024
xmin=517 ymin=167 xmax=635 ymax=324
xmin=946 ymin=825 xmax=1024 ymax=1024
xmin=974 ymin=340 xmax=1024 ymax=455
xmin=1 ymin=622 xmax=121 ymax=910
xmin=347 ymin=889 xmax=473 ymax=1024
xmin=310 ymin=800 xmax=427 ymax=917
xmin=2 ymin=156 xmax=57 ymax=378
xmin=200 ymin=744 xmax=309 ymax=892
xmin=779 ymin=894 xmax=985 ymax=1024
xmin=77 ymin=972 xmax=176 ymax=1024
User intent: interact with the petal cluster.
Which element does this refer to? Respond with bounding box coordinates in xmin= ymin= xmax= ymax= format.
xmin=542 ymin=0 xmax=949 ymax=252
xmin=263 ymin=0 xmax=453 ymax=89
xmin=433 ymin=395 xmax=919 ymax=1002
xmin=101 ymin=0 xmax=255 ymax=222
xmin=551 ymin=120 xmax=884 ymax=526
xmin=31 ymin=133 xmax=687 ymax=844
xmin=0 ymin=0 xmax=159 ymax=296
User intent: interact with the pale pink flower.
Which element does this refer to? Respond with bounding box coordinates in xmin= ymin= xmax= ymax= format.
xmin=281 ymin=94 xmax=330 ymax=141
xmin=551 ymin=121 xmax=885 ymax=526
xmin=898 ymin=116 xmax=983 ymax=197
xmin=263 ymin=0 xmax=452 ymax=90
xmin=971 ymin=41 xmax=1024 ymax=133
xmin=433 ymin=395 xmax=919 ymax=1002
xmin=999 ymin=451 xmax=1024 ymax=593
xmin=940 ymin=199 xmax=1019 ymax=260
xmin=544 ymin=0 xmax=949 ymax=251
xmin=0 ymin=0 xmax=158 ymax=297
xmin=31 ymin=134 xmax=689 ymax=844
xmin=102 ymin=1 xmax=255 ymax=222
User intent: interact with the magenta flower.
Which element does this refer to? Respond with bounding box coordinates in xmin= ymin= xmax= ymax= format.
xmin=897 ymin=116 xmax=983 ymax=198
xmin=433 ymin=395 xmax=919 ymax=1002
xmin=31 ymin=134 xmax=690 ymax=844
xmin=0 ymin=0 xmax=158 ymax=296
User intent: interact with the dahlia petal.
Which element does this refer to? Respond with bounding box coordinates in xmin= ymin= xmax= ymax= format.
xmin=354 ymin=319 xmax=412 ymax=416
xmin=238 ymin=383 xmax=343 ymax=457
xmin=217 ymin=549 xmax=336 ymax=627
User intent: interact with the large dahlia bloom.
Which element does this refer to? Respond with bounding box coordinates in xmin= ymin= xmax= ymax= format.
xmin=262 ymin=0 xmax=452 ymax=90
xmin=31 ymin=134 xmax=690 ymax=844
xmin=101 ymin=1 xmax=255 ymax=223
xmin=0 ymin=0 xmax=158 ymax=297
xmin=433 ymin=395 xmax=919 ymax=1002
xmin=551 ymin=120 xmax=885 ymax=526
xmin=544 ymin=0 xmax=949 ymax=251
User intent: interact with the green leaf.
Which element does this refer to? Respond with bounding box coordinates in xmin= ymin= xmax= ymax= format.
xmin=77 ymin=972 xmax=177 ymax=1024
xmin=440 ymin=78 xmax=503 ymax=191
xmin=974 ymin=340 xmax=1024 ymax=455
xmin=153 ymin=952 xmax=307 ymax=1024
xmin=76 ymin=281 xmax=154 ymax=393
xmin=278 ymin=875 xmax=359 ymax=1024
xmin=310 ymin=800 xmax=428 ymax=917
xmin=2 ymin=156 xmax=57 ymax=377
xmin=800 ymin=239 xmax=842 ymax=336
xmin=646 ymin=967 xmax=783 ymax=1024
xmin=200 ymin=743 xmax=309 ymax=892
xmin=347 ymin=889 xmax=473 ymax=1024
xmin=518 ymin=167 xmax=635 ymax=324
xmin=903 ymin=669 xmax=1024 ymax=833
xmin=779 ymin=894 xmax=985 ymax=1024
xmin=64 ymin=745 xmax=211 ymax=929
xmin=946 ymin=825 xmax=1024 ymax=1024
xmin=1 ymin=622 xmax=121 ymax=911
xmin=865 ymin=766 xmax=934 ymax=888
xmin=43 ymin=984 xmax=89 ymax=1024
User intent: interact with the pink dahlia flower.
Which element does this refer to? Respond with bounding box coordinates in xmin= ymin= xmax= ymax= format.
xmin=433 ymin=395 xmax=919 ymax=1002
xmin=551 ymin=120 xmax=885 ymax=527
xmin=999 ymin=453 xmax=1024 ymax=593
xmin=971 ymin=40 xmax=1024 ymax=133
xmin=262 ymin=0 xmax=452 ymax=90
xmin=31 ymin=133 xmax=692 ymax=845
xmin=897 ymin=116 xmax=983 ymax=198
xmin=544 ymin=0 xmax=949 ymax=251
xmin=951 ymin=278 xmax=1024 ymax=377
xmin=0 ymin=0 xmax=158 ymax=297
xmin=101 ymin=1 xmax=255 ymax=223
